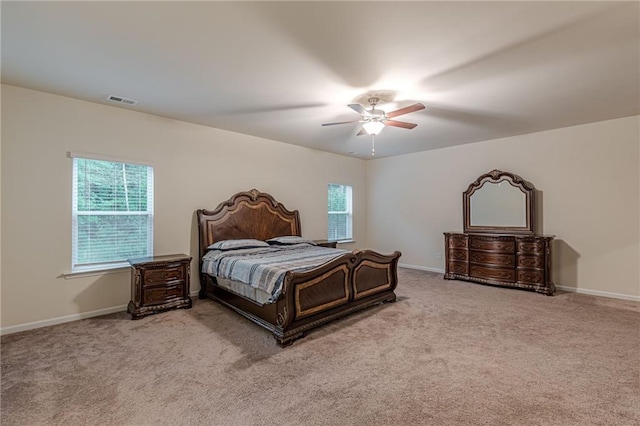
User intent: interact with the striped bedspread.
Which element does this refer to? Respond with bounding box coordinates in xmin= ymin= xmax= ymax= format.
xmin=202 ymin=243 xmax=348 ymax=303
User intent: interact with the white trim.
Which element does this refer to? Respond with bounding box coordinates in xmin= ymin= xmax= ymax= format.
xmin=1 ymin=304 xmax=127 ymax=336
xmin=62 ymin=265 xmax=130 ymax=279
xmin=399 ymin=263 xmax=445 ymax=274
xmin=555 ymin=285 xmax=640 ymax=302
xmin=67 ymin=151 xmax=153 ymax=166
xmin=1 ymin=291 xmax=202 ymax=335
xmin=336 ymin=239 xmax=356 ymax=245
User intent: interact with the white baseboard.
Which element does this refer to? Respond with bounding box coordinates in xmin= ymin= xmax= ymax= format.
xmin=399 ymin=263 xmax=445 ymax=274
xmin=1 ymin=304 xmax=127 ymax=336
xmin=555 ymin=285 xmax=640 ymax=302
xmin=1 ymin=290 xmax=202 ymax=336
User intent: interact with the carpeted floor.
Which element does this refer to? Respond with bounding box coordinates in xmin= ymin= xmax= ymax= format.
xmin=2 ymin=268 xmax=639 ymax=425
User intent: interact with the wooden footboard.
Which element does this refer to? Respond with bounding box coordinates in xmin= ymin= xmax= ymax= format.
xmin=352 ymin=250 xmax=401 ymax=300
xmin=273 ymin=250 xmax=400 ymax=345
xmin=271 ymin=250 xmax=401 ymax=346
xmin=199 ymin=250 xmax=401 ymax=346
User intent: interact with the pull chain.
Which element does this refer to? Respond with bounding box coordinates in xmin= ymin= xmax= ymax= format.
xmin=371 ymin=134 xmax=375 ymax=156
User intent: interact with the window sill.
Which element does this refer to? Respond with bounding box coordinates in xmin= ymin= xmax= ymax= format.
xmin=335 ymin=239 xmax=355 ymax=245
xmin=61 ymin=264 xmax=130 ymax=279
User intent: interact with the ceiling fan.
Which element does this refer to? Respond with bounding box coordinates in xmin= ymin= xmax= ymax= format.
xmin=322 ymin=97 xmax=425 ymax=136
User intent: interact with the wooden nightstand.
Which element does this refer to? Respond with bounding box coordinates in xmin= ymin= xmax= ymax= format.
xmin=313 ymin=240 xmax=338 ymax=248
xmin=127 ymin=254 xmax=192 ymax=319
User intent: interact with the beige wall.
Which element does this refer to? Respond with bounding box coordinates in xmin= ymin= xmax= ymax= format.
xmin=1 ymin=85 xmax=367 ymax=328
xmin=2 ymin=84 xmax=638 ymax=331
xmin=367 ymin=116 xmax=640 ymax=298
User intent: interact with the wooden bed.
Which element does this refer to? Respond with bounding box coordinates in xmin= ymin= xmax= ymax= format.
xmin=197 ymin=189 xmax=401 ymax=346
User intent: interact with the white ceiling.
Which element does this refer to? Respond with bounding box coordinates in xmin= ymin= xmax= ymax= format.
xmin=2 ymin=1 xmax=639 ymax=159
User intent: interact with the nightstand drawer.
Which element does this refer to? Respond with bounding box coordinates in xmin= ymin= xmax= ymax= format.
xmin=143 ymin=266 xmax=185 ymax=287
xmin=314 ymin=240 xmax=338 ymax=248
xmin=143 ymin=284 xmax=184 ymax=306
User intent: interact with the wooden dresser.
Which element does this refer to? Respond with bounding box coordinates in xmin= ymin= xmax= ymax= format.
xmin=444 ymin=233 xmax=555 ymax=295
xmin=127 ymin=254 xmax=192 ymax=319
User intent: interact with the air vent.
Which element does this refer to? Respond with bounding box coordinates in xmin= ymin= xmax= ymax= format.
xmin=107 ymin=95 xmax=137 ymax=105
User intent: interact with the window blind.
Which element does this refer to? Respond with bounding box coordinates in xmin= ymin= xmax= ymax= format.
xmin=72 ymin=157 xmax=154 ymax=271
xmin=327 ymin=184 xmax=352 ymax=240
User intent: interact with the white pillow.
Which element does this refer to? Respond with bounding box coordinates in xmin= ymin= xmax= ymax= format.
xmin=207 ymin=239 xmax=270 ymax=251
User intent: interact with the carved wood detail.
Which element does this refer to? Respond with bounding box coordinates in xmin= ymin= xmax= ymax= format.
xmin=444 ymin=232 xmax=555 ymax=295
xmin=463 ymin=169 xmax=536 ymax=234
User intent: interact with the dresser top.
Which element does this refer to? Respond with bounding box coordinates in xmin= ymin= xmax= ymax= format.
xmin=444 ymin=232 xmax=555 ymax=238
xmin=128 ymin=254 xmax=191 ymax=266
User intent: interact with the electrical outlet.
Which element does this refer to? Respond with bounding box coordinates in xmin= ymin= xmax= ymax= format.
xmin=435 ymin=251 xmax=443 ymax=260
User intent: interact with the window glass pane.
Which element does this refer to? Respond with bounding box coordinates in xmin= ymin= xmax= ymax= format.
xmin=76 ymin=159 xmax=149 ymax=212
xmin=328 ymin=184 xmax=347 ymax=212
xmin=327 ymin=184 xmax=352 ymax=240
xmin=76 ymin=215 xmax=151 ymax=265
xmin=73 ymin=157 xmax=153 ymax=271
xmin=328 ymin=213 xmax=349 ymax=240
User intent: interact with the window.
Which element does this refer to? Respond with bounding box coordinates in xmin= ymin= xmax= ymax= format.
xmin=327 ymin=184 xmax=352 ymax=241
xmin=71 ymin=155 xmax=154 ymax=272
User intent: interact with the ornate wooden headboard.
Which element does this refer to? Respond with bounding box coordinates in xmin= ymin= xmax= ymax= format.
xmin=197 ymin=189 xmax=301 ymax=258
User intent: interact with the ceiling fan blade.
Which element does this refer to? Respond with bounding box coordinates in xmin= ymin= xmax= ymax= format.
xmin=321 ymin=120 xmax=361 ymax=126
xmin=385 ymin=120 xmax=417 ymax=129
xmin=348 ymin=104 xmax=371 ymax=116
xmin=356 ymin=128 xmax=367 ymax=136
xmin=386 ymin=103 xmax=425 ymax=118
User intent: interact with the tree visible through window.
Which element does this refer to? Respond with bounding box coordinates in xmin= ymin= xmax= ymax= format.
xmin=328 ymin=184 xmax=352 ymax=240
xmin=72 ymin=156 xmax=154 ymax=271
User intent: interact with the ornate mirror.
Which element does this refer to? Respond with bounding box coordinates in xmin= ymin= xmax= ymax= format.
xmin=463 ymin=169 xmax=536 ymax=234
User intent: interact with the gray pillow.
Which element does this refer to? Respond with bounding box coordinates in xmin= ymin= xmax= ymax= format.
xmin=207 ymin=239 xmax=270 ymax=251
xmin=266 ymin=236 xmax=317 ymax=246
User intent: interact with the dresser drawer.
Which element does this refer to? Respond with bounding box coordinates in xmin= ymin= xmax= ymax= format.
xmin=470 ymin=265 xmax=516 ymax=282
xmin=469 ymin=251 xmax=514 ymax=267
xmin=517 ymin=255 xmax=544 ymax=269
xmin=448 ymin=261 xmax=468 ymax=275
xmin=516 ymin=240 xmax=544 ymax=253
xmin=470 ymin=238 xmax=515 ymax=253
xmin=448 ymin=249 xmax=468 ymax=262
xmin=143 ymin=265 xmax=185 ymax=287
xmin=143 ymin=284 xmax=184 ymax=305
xmin=517 ymin=269 xmax=544 ymax=284
xmin=448 ymin=235 xmax=468 ymax=248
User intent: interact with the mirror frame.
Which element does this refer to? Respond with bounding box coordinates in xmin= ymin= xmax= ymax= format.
xmin=463 ymin=169 xmax=536 ymax=235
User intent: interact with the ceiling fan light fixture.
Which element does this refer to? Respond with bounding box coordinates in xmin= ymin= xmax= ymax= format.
xmin=362 ymin=121 xmax=385 ymax=135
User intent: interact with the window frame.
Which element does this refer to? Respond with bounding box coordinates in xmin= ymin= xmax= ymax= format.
xmin=69 ymin=152 xmax=154 ymax=273
xmin=327 ymin=183 xmax=353 ymax=241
